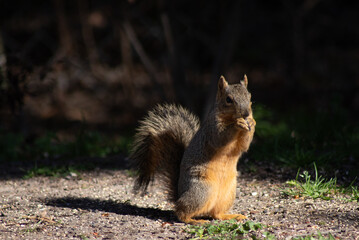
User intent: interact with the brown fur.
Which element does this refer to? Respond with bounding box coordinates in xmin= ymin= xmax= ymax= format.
xmin=130 ymin=76 xmax=255 ymax=224
xmin=130 ymin=104 xmax=199 ymax=201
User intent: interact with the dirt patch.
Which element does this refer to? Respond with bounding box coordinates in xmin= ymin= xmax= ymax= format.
xmin=1 ymin=168 xmax=358 ymax=239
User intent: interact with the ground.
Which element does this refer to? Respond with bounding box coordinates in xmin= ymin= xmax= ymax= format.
xmin=1 ymin=166 xmax=358 ymax=240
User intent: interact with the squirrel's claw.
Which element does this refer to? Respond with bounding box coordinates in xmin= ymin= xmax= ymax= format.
xmin=246 ymin=117 xmax=256 ymax=132
xmin=245 ymin=119 xmax=251 ymax=131
xmin=236 ymin=118 xmax=250 ymax=131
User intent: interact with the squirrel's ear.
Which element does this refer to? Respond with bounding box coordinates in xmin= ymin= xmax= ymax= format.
xmin=218 ymin=76 xmax=228 ymax=91
xmin=241 ymin=74 xmax=248 ymax=88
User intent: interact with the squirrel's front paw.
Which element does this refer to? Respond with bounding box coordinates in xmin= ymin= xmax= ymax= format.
xmin=236 ymin=118 xmax=250 ymax=131
xmin=246 ymin=117 xmax=256 ymax=130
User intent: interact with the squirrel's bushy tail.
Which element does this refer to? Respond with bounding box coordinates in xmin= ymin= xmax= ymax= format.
xmin=130 ymin=104 xmax=200 ymax=202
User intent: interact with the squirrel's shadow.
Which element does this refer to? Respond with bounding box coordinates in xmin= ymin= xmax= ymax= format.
xmin=44 ymin=196 xmax=177 ymax=222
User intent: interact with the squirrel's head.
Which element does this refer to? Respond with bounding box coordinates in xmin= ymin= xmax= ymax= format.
xmin=216 ymin=75 xmax=252 ymax=123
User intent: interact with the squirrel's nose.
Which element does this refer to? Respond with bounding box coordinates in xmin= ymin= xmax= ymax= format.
xmin=242 ymin=110 xmax=249 ymax=119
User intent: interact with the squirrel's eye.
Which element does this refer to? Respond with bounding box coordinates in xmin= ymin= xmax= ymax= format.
xmin=226 ymin=96 xmax=233 ymax=104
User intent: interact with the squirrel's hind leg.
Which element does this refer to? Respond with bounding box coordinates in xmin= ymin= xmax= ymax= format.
xmin=175 ymin=202 xmax=212 ymax=225
xmin=175 ymin=177 xmax=215 ymax=225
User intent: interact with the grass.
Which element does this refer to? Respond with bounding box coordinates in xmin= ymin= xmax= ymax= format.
xmin=251 ymin=103 xmax=359 ymax=177
xmin=252 ymin=103 xmax=359 ymax=203
xmin=1 ymin=101 xmax=358 ymax=181
xmin=350 ymin=185 xmax=359 ymax=201
xmin=283 ymin=163 xmax=337 ymax=200
xmin=339 ymin=181 xmax=359 ymax=203
xmin=186 ymin=220 xmax=274 ymax=240
xmin=0 ymin=128 xmax=132 ymax=178
xmin=283 ymin=163 xmax=359 ymax=202
xmin=24 ymin=165 xmax=80 ymax=179
xmin=186 ymin=220 xmax=337 ymax=240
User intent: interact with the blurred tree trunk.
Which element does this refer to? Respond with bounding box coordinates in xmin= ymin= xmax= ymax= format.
xmin=78 ymin=0 xmax=99 ymax=70
xmin=0 ymin=30 xmax=8 ymax=92
xmin=119 ymin=28 xmax=133 ymax=73
xmin=53 ymin=0 xmax=75 ymax=56
xmin=118 ymin=27 xmax=136 ymax=103
xmin=161 ymin=13 xmax=187 ymax=106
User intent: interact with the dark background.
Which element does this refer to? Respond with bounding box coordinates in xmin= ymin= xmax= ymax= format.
xmin=0 ymin=0 xmax=358 ymax=179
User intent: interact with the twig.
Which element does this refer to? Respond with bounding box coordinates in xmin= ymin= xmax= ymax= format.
xmin=122 ymin=21 xmax=161 ymax=85
xmin=119 ymin=28 xmax=133 ymax=72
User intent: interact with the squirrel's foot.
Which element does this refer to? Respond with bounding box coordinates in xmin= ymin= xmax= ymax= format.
xmin=179 ymin=217 xmax=210 ymax=225
xmin=236 ymin=118 xmax=250 ymax=131
xmin=213 ymin=213 xmax=247 ymax=221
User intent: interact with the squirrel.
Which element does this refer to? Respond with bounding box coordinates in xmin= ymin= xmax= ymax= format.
xmin=130 ymin=75 xmax=256 ymax=225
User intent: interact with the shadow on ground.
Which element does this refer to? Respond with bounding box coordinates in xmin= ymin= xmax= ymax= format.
xmin=43 ymin=196 xmax=177 ymax=223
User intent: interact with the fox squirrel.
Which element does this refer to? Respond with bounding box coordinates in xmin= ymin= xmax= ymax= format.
xmin=130 ymin=75 xmax=256 ymax=224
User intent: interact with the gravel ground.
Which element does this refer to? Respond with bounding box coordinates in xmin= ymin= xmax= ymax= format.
xmin=1 ymin=166 xmax=358 ymax=239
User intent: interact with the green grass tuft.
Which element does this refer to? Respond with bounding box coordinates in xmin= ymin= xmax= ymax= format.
xmin=283 ymin=163 xmax=337 ymax=200
xmin=187 ymin=220 xmax=274 ymax=240
xmin=283 ymin=163 xmax=359 ymax=203
xmin=187 ymin=220 xmax=339 ymax=240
